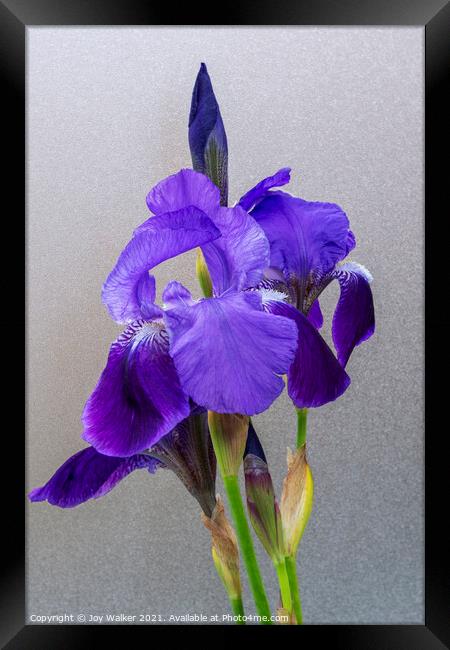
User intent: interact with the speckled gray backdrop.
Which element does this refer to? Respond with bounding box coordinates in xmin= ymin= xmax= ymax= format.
xmin=26 ymin=27 xmax=424 ymax=624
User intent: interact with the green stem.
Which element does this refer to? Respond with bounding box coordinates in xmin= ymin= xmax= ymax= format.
xmin=230 ymin=595 xmax=245 ymax=624
xmin=223 ymin=474 xmax=273 ymax=624
xmin=296 ymin=408 xmax=308 ymax=448
xmin=275 ymin=560 xmax=292 ymax=613
xmin=285 ymin=555 xmax=303 ymax=624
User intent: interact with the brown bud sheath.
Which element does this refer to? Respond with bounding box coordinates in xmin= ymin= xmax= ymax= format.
xmin=280 ymin=446 xmax=314 ymax=557
xmin=202 ymin=496 xmax=241 ymax=600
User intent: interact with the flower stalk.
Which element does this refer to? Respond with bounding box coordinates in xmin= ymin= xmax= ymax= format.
xmin=208 ymin=412 xmax=272 ymax=624
xmin=296 ymin=408 xmax=307 ymax=449
xmin=275 ymin=560 xmax=292 ymax=613
xmin=222 ymin=473 xmax=272 ymax=623
xmin=279 ymin=444 xmax=314 ymax=624
xmin=244 ymin=426 xmax=297 ymax=622
xmin=285 ymin=555 xmax=302 ymax=624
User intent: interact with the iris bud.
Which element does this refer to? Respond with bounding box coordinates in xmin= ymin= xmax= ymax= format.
xmin=208 ymin=412 xmax=249 ymax=478
xmin=189 ymin=63 xmax=228 ymax=206
xmin=196 ymin=248 xmax=213 ymax=298
xmin=244 ymin=453 xmax=285 ymax=565
xmin=280 ymin=446 xmax=314 ymax=557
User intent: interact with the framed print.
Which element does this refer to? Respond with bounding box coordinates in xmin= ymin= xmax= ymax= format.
xmin=2 ymin=0 xmax=449 ymax=646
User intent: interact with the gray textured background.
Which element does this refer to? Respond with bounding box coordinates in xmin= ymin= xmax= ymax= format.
xmin=26 ymin=27 xmax=424 ymax=624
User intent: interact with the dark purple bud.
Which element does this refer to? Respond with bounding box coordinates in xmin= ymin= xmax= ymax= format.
xmin=189 ymin=63 xmax=228 ymax=206
xmin=244 ymin=453 xmax=285 ymax=564
xmin=244 ymin=421 xmax=267 ymax=462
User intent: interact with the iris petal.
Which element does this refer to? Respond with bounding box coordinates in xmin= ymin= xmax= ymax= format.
xmin=162 ymin=283 xmax=298 ymax=415
xmin=307 ymin=299 xmax=323 ymax=329
xmin=28 ymin=446 xmax=161 ymax=508
xmin=238 ymin=168 xmax=291 ymax=212
xmin=82 ymin=320 xmax=190 ymax=456
xmin=146 ymin=168 xmax=220 ymax=216
xmin=201 ymin=205 xmax=270 ymax=295
xmin=331 ymin=262 xmax=375 ymax=367
xmin=251 ymin=191 xmax=350 ymax=283
xmin=266 ymin=300 xmax=350 ymax=408
xmin=345 ymin=229 xmax=356 ymax=256
xmin=102 ymin=206 xmax=220 ymax=323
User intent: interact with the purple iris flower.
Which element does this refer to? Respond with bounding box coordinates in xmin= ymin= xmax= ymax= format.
xmin=239 ymin=169 xmax=375 ymax=408
xmin=103 ymin=166 xmax=298 ymax=418
xmin=29 ymin=410 xmax=217 ymax=517
xmin=33 ymin=172 xmax=298 ymax=505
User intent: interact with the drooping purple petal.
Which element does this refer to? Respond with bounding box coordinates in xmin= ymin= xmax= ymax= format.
xmin=102 ymin=206 xmax=220 ymax=323
xmin=82 ymin=320 xmax=190 ymax=456
xmin=189 ymin=63 xmax=228 ymax=206
xmin=162 ymin=283 xmax=298 ymax=415
xmin=307 ymin=299 xmax=323 ymax=329
xmin=201 ymin=205 xmax=270 ymax=295
xmin=146 ymin=168 xmax=220 ymax=216
xmin=266 ymin=300 xmax=350 ymax=408
xmin=238 ymin=168 xmax=291 ymax=212
xmin=28 ymin=446 xmax=161 ymax=508
xmin=331 ymin=262 xmax=375 ymax=367
xmin=251 ymin=191 xmax=350 ymax=284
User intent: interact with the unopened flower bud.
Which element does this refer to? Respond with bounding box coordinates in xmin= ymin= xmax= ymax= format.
xmin=280 ymin=446 xmax=314 ymax=557
xmin=208 ymin=412 xmax=249 ymax=477
xmin=196 ymin=248 xmax=213 ymax=298
xmin=244 ymin=445 xmax=285 ymax=565
xmin=189 ymin=63 xmax=228 ymax=205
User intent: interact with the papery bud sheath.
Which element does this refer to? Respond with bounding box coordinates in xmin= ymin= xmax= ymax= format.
xmin=280 ymin=446 xmax=314 ymax=557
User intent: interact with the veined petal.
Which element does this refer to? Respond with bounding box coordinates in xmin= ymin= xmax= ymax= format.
xmin=307 ymin=299 xmax=323 ymax=329
xmin=162 ymin=284 xmax=298 ymax=415
xmin=28 ymin=446 xmax=161 ymax=508
xmin=331 ymin=262 xmax=375 ymax=367
xmin=102 ymin=206 xmax=220 ymax=323
xmin=82 ymin=320 xmax=190 ymax=456
xmin=146 ymin=168 xmax=220 ymax=216
xmin=189 ymin=63 xmax=228 ymax=206
xmin=201 ymin=205 xmax=270 ymax=295
xmin=135 ymin=273 xmax=163 ymax=321
xmin=238 ymin=168 xmax=291 ymax=212
xmin=266 ymin=300 xmax=350 ymax=408
xmin=251 ymin=191 xmax=350 ymax=285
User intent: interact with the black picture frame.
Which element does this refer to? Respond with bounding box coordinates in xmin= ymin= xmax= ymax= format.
xmin=3 ymin=0 xmax=449 ymax=646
